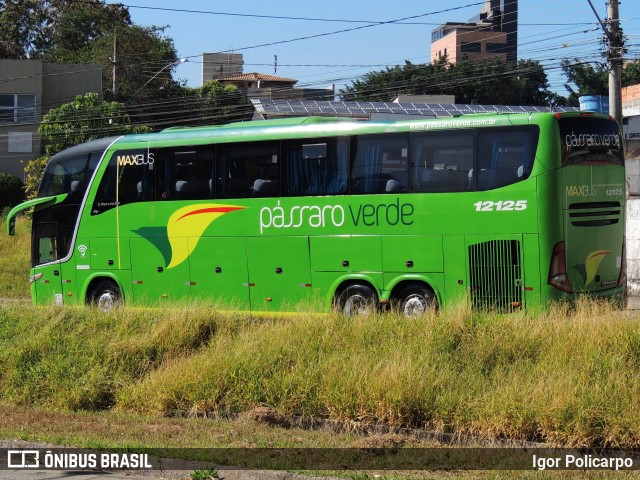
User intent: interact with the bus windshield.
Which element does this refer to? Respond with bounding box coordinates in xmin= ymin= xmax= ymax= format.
xmin=38 ymin=151 xmax=103 ymax=201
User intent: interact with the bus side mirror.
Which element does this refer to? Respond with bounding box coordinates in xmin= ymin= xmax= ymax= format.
xmin=7 ymin=216 xmax=15 ymax=236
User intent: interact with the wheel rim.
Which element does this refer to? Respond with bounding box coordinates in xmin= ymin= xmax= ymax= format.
xmin=344 ymin=294 xmax=371 ymax=317
xmin=403 ymin=294 xmax=427 ymax=318
xmin=97 ymin=291 xmax=116 ymax=312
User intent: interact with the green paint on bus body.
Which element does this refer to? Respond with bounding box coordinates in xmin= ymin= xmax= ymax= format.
xmin=11 ymin=113 xmax=626 ymax=313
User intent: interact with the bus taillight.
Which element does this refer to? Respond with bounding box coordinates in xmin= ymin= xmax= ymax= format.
xmin=548 ymin=241 xmax=573 ymax=292
xmin=618 ymin=239 xmax=627 ymax=287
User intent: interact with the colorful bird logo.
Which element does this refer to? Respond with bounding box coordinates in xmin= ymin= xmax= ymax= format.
xmin=584 ymin=250 xmax=610 ymax=286
xmin=133 ymin=204 xmax=245 ymax=269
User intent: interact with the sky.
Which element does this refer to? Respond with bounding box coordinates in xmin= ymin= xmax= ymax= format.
xmin=105 ymin=0 xmax=640 ymax=98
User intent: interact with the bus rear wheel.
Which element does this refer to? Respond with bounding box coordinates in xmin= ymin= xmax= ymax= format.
xmin=89 ymin=280 xmax=122 ymax=312
xmin=335 ymin=284 xmax=378 ymax=317
xmin=395 ymin=285 xmax=436 ymax=318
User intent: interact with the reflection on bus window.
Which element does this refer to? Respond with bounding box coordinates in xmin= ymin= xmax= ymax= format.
xmin=476 ymin=129 xmax=536 ymax=190
xmin=39 ymin=155 xmax=93 ymax=199
xmin=217 ymin=142 xmax=279 ymax=198
xmin=283 ymin=138 xmax=349 ymax=196
xmin=92 ymin=150 xmax=155 ymax=214
xmin=412 ymin=133 xmax=473 ymax=192
xmin=158 ymin=147 xmax=214 ymax=200
xmin=351 ymin=135 xmax=409 ymax=194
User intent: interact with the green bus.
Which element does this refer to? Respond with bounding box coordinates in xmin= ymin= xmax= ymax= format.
xmin=6 ymin=112 xmax=626 ymax=315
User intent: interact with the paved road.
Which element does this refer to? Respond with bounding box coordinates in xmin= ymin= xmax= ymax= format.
xmin=0 ymin=466 xmax=334 ymax=480
xmin=0 ymin=444 xmax=335 ymax=480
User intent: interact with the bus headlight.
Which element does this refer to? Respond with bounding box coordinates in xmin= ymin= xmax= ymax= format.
xmin=29 ymin=273 xmax=43 ymax=284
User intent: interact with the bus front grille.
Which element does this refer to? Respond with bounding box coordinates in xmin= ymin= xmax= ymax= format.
xmin=468 ymin=239 xmax=522 ymax=312
xmin=568 ymin=201 xmax=621 ymax=227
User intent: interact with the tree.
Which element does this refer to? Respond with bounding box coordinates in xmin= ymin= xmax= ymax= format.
xmin=561 ymin=61 xmax=609 ymax=105
xmin=561 ymin=60 xmax=640 ymax=105
xmin=0 ymin=0 xmax=47 ymax=57
xmin=342 ymin=59 xmax=448 ymax=102
xmin=22 ymin=93 xmax=151 ymax=197
xmin=42 ymin=1 xmax=131 ymax=63
xmin=186 ymin=80 xmax=253 ymax=126
xmin=128 ymin=80 xmax=253 ymax=129
xmin=87 ymin=25 xmax=180 ymax=102
xmin=40 ymin=92 xmax=150 ymax=156
xmin=0 ymin=0 xmax=130 ymax=59
xmin=341 ymin=57 xmax=562 ymax=106
xmin=0 ymin=1 xmax=179 ymax=104
xmin=623 ymin=62 xmax=640 ymax=88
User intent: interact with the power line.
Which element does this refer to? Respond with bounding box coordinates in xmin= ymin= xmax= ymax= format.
xmin=103 ymin=1 xmax=596 ymax=27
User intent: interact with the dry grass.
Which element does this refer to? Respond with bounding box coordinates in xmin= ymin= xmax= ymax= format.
xmin=0 ymin=297 xmax=637 ymax=449
xmin=0 ymin=215 xmax=30 ymax=298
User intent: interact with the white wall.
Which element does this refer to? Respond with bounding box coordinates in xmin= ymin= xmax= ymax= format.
xmin=627 ymin=197 xmax=640 ymax=294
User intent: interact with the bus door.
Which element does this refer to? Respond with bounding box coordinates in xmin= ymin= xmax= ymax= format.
xmin=32 ymin=221 xmax=66 ymax=305
xmin=129 ymin=237 xmax=191 ymax=305
xmin=464 ymin=234 xmax=525 ymax=311
xmin=246 ymin=236 xmax=313 ymax=312
xmin=442 ymin=234 xmax=467 ymax=307
xmin=189 ymin=237 xmax=250 ymax=310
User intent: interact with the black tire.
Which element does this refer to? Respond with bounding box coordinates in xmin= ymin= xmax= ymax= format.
xmin=394 ymin=285 xmax=436 ymax=318
xmin=335 ymin=284 xmax=378 ymax=317
xmin=88 ymin=280 xmax=122 ymax=312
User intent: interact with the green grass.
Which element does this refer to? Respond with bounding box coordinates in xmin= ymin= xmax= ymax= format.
xmin=0 ymin=300 xmax=638 ymax=449
xmin=0 ymin=215 xmax=30 ymax=298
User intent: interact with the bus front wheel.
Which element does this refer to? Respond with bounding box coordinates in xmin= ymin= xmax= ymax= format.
xmin=395 ymin=285 xmax=436 ymax=318
xmin=88 ymin=280 xmax=122 ymax=312
xmin=335 ymin=284 xmax=378 ymax=317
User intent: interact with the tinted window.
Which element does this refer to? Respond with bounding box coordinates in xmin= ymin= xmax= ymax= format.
xmin=476 ymin=128 xmax=537 ymax=190
xmin=157 ymin=147 xmax=214 ymax=200
xmin=0 ymin=94 xmax=36 ymax=124
xmin=39 ymin=153 xmax=97 ymax=201
xmin=461 ymin=42 xmax=481 ymax=53
xmin=282 ymin=138 xmax=349 ymax=196
xmin=558 ymin=116 xmax=623 ymax=166
xmin=92 ymin=150 xmax=156 ymax=214
xmin=217 ymin=142 xmax=279 ymax=198
xmin=412 ymin=133 xmax=474 ymax=192
xmin=351 ymin=134 xmax=409 ymax=194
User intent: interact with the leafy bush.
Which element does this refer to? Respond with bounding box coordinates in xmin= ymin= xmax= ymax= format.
xmin=22 ymin=157 xmax=48 ymax=199
xmin=0 ymin=173 xmax=24 ymax=211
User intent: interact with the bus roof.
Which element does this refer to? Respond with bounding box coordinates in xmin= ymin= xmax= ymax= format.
xmin=113 ymin=112 xmax=612 ymax=150
xmin=161 ymin=116 xmax=356 ymax=133
xmin=50 ymin=136 xmax=121 ymax=162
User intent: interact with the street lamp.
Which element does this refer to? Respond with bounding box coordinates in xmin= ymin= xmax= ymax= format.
xmin=129 ymin=58 xmax=188 ymax=101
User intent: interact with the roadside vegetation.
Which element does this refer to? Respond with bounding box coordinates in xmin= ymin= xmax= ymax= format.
xmin=0 ymin=215 xmax=30 ymax=298
xmin=0 ymin=295 xmax=638 ymax=449
xmin=2 ymin=216 xmax=640 ymax=458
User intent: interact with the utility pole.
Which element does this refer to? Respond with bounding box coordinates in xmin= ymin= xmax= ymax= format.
xmin=607 ymin=0 xmax=623 ymax=127
xmin=587 ymin=0 xmax=624 ymax=125
xmin=112 ymin=35 xmax=118 ymax=99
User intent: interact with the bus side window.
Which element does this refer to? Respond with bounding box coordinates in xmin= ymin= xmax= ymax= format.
xmin=477 ymin=129 xmax=535 ymax=190
xmin=217 ymin=142 xmax=279 ymax=198
xmin=411 ymin=133 xmax=473 ymax=192
xmin=351 ymin=135 xmax=408 ymax=194
xmin=283 ymin=138 xmax=348 ymax=196
xmin=161 ymin=147 xmax=213 ymax=200
xmin=91 ymin=150 xmax=154 ymax=214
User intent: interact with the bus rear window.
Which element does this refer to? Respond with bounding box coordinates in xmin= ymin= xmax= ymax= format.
xmin=558 ymin=116 xmax=623 ymax=166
